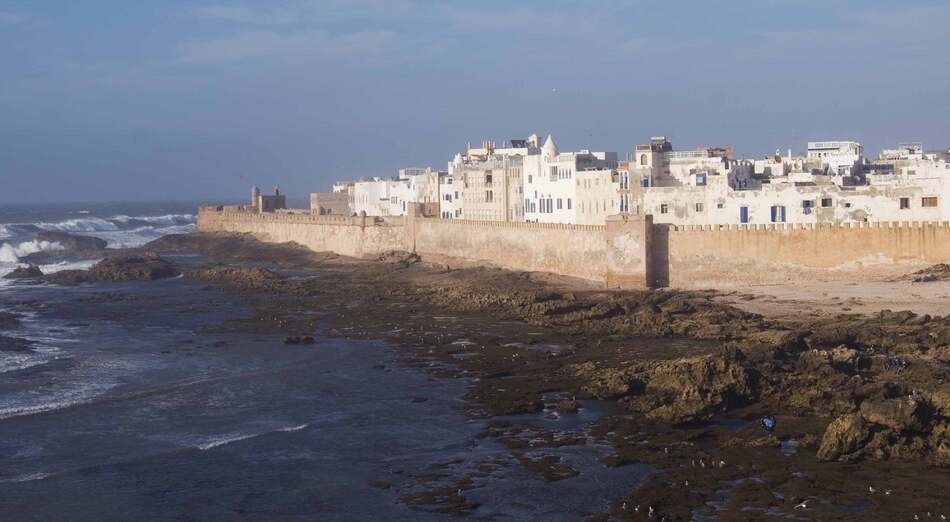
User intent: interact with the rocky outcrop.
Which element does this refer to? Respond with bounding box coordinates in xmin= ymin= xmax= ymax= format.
xmin=2 ymin=265 xmax=43 ymax=279
xmin=571 ymin=362 xmax=637 ymax=400
xmin=46 ymin=253 xmax=179 ymax=285
xmin=185 ymin=265 xmax=284 ymax=289
xmin=859 ymin=397 xmax=928 ymax=432
xmin=906 ymin=263 xmax=950 ymax=283
xmin=20 ymin=231 xmax=107 ymax=264
xmin=377 ymin=250 xmax=421 ymax=268
xmin=817 ymin=414 xmax=871 ymax=461
xmin=624 ymin=350 xmax=756 ymax=423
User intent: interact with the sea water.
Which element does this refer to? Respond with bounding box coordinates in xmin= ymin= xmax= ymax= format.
xmin=0 ymin=203 xmax=649 ymax=520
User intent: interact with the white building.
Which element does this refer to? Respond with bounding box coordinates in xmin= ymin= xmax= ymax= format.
xmin=807 ymin=140 xmax=864 ymax=177
xmin=522 ymin=135 xmax=618 ymax=224
xmin=351 ymin=167 xmax=440 ymax=217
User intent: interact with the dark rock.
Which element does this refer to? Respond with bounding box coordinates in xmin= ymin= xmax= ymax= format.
xmin=907 ymin=263 xmax=950 ymax=283
xmin=3 ymin=264 xmax=44 ymax=280
xmin=45 ymin=252 xmax=179 ymax=286
xmin=376 ymin=250 xmax=420 ymax=267
xmin=859 ymin=397 xmax=927 ymax=432
xmin=20 ymin=231 xmax=108 ymax=264
xmin=556 ymin=399 xmax=580 ymax=413
xmin=816 ymin=414 xmax=871 ymax=461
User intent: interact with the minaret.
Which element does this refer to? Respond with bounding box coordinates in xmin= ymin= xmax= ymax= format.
xmin=251 ymin=186 xmax=261 ymax=205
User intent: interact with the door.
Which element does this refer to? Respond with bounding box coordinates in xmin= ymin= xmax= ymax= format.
xmin=739 ymin=206 xmax=749 ymax=224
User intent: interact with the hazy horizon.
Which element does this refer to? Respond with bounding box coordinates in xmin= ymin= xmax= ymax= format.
xmin=2 ymin=0 xmax=949 ymax=204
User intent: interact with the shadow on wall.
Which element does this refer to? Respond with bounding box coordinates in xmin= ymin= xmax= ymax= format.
xmin=651 ymin=224 xmax=670 ymax=288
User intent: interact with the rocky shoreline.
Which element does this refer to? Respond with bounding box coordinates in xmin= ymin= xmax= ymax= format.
xmin=11 ymin=231 xmax=948 ymax=519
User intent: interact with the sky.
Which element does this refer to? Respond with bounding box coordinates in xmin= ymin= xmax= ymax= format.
xmin=1 ymin=0 xmax=949 ymax=204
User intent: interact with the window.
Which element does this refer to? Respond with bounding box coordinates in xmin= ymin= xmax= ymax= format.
xmin=695 ymin=203 xmax=704 ymax=212
xmin=641 ymin=178 xmax=650 ymax=188
xmin=900 ymin=197 xmax=910 ymax=209
xmin=556 ymin=198 xmax=563 ymax=210
xmin=485 ymin=190 xmax=493 ymax=202
xmin=802 ymin=200 xmax=813 ymax=209
xmin=528 ymin=175 xmax=533 ymax=184
xmin=821 ymin=198 xmax=832 ymax=208
xmin=717 ymin=202 xmax=724 ymax=209
xmin=567 ymin=198 xmax=572 ymax=209
xmin=640 ymin=154 xmax=648 ymax=166
xmin=922 ymin=197 xmax=938 ymax=208
xmin=695 ymin=172 xmax=707 ymax=186
xmin=525 ymin=198 xmax=530 ymax=211
xmin=660 ymin=203 xmax=669 ymax=214
xmin=740 ymin=206 xmax=749 ymax=223
xmin=907 ymin=170 xmax=916 ymax=176
xmin=770 ymin=205 xmax=786 ymax=223
xmin=485 ymin=174 xmax=493 ymax=184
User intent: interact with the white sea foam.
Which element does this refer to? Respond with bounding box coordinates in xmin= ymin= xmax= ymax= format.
xmin=111 ymin=214 xmax=195 ymax=226
xmin=0 ymin=472 xmax=53 ymax=483
xmin=195 ymin=423 xmax=309 ymax=450
xmin=277 ymin=423 xmax=309 ymax=433
xmin=196 ymin=432 xmax=261 ymax=451
xmin=36 ymin=217 xmax=119 ymax=233
xmin=0 ymin=225 xmax=12 ymax=240
xmin=0 ymin=379 xmax=118 ymax=420
xmin=38 ymin=260 xmax=98 ymax=274
xmin=0 ymin=240 xmax=64 ymax=263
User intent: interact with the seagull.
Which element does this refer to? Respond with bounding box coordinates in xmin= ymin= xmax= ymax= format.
xmin=634 ymin=504 xmax=640 ymax=512
xmin=622 ymin=501 xmax=627 ymax=511
xmin=700 ymin=459 xmax=706 ymax=468
xmin=684 ymin=480 xmax=689 ymax=487
xmin=885 ymin=489 xmax=892 ymax=495
xmin=648 ymin=506 xmax=655 ymax=518
xmin=719 ymin=460 xmax=726 ymax=468
xmin=794 ymin=500 xmax=809 ymax=509
xmin=868 ymin=485 xmax=876 ymax=494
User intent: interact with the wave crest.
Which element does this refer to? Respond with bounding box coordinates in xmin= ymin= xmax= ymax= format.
xmin=0 ymin=240 xmax=64 ymax=263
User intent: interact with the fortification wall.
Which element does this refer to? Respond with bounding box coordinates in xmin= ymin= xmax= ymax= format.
xmin=196 ymin=208 xmax=950 ymax=289
xmin=411 ymin=218 xmax=606 ymax=281
xmin=661 ymin=221 xmax=950 ymax=287
xmin=197 ymin=209 xmax=406 ymax=258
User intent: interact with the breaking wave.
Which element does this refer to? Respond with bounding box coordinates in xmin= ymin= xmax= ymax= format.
xmin=0 ymin=213 xmax=197 ymax=265
xmin=0 ymin=240 xmax=64 ymax=264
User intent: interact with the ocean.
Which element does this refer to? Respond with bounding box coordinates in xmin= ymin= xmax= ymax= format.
xmin=0 ymin=201 xmax=648 ymax=520
xmin=0 ymin=201 xmax=199 ymax=280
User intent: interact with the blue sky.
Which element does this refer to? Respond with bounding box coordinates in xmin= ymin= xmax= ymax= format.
xmin=1 ymin=0 xmax=948 ymax=203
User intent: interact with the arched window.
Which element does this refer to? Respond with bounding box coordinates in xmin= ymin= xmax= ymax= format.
xmin=640 ymin=154 xmax=648 ymax=166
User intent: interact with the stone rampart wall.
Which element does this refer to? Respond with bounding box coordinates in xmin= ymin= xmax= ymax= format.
xmin=197 ymin=208 xmax=950 ymax=288
xmin=197 ymin=209 xmax=406 ymax=258
xmin=660 ymin=221 xmax=950 ymax=287
xmin=410 ymin=217 xmax=606 ymax=281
